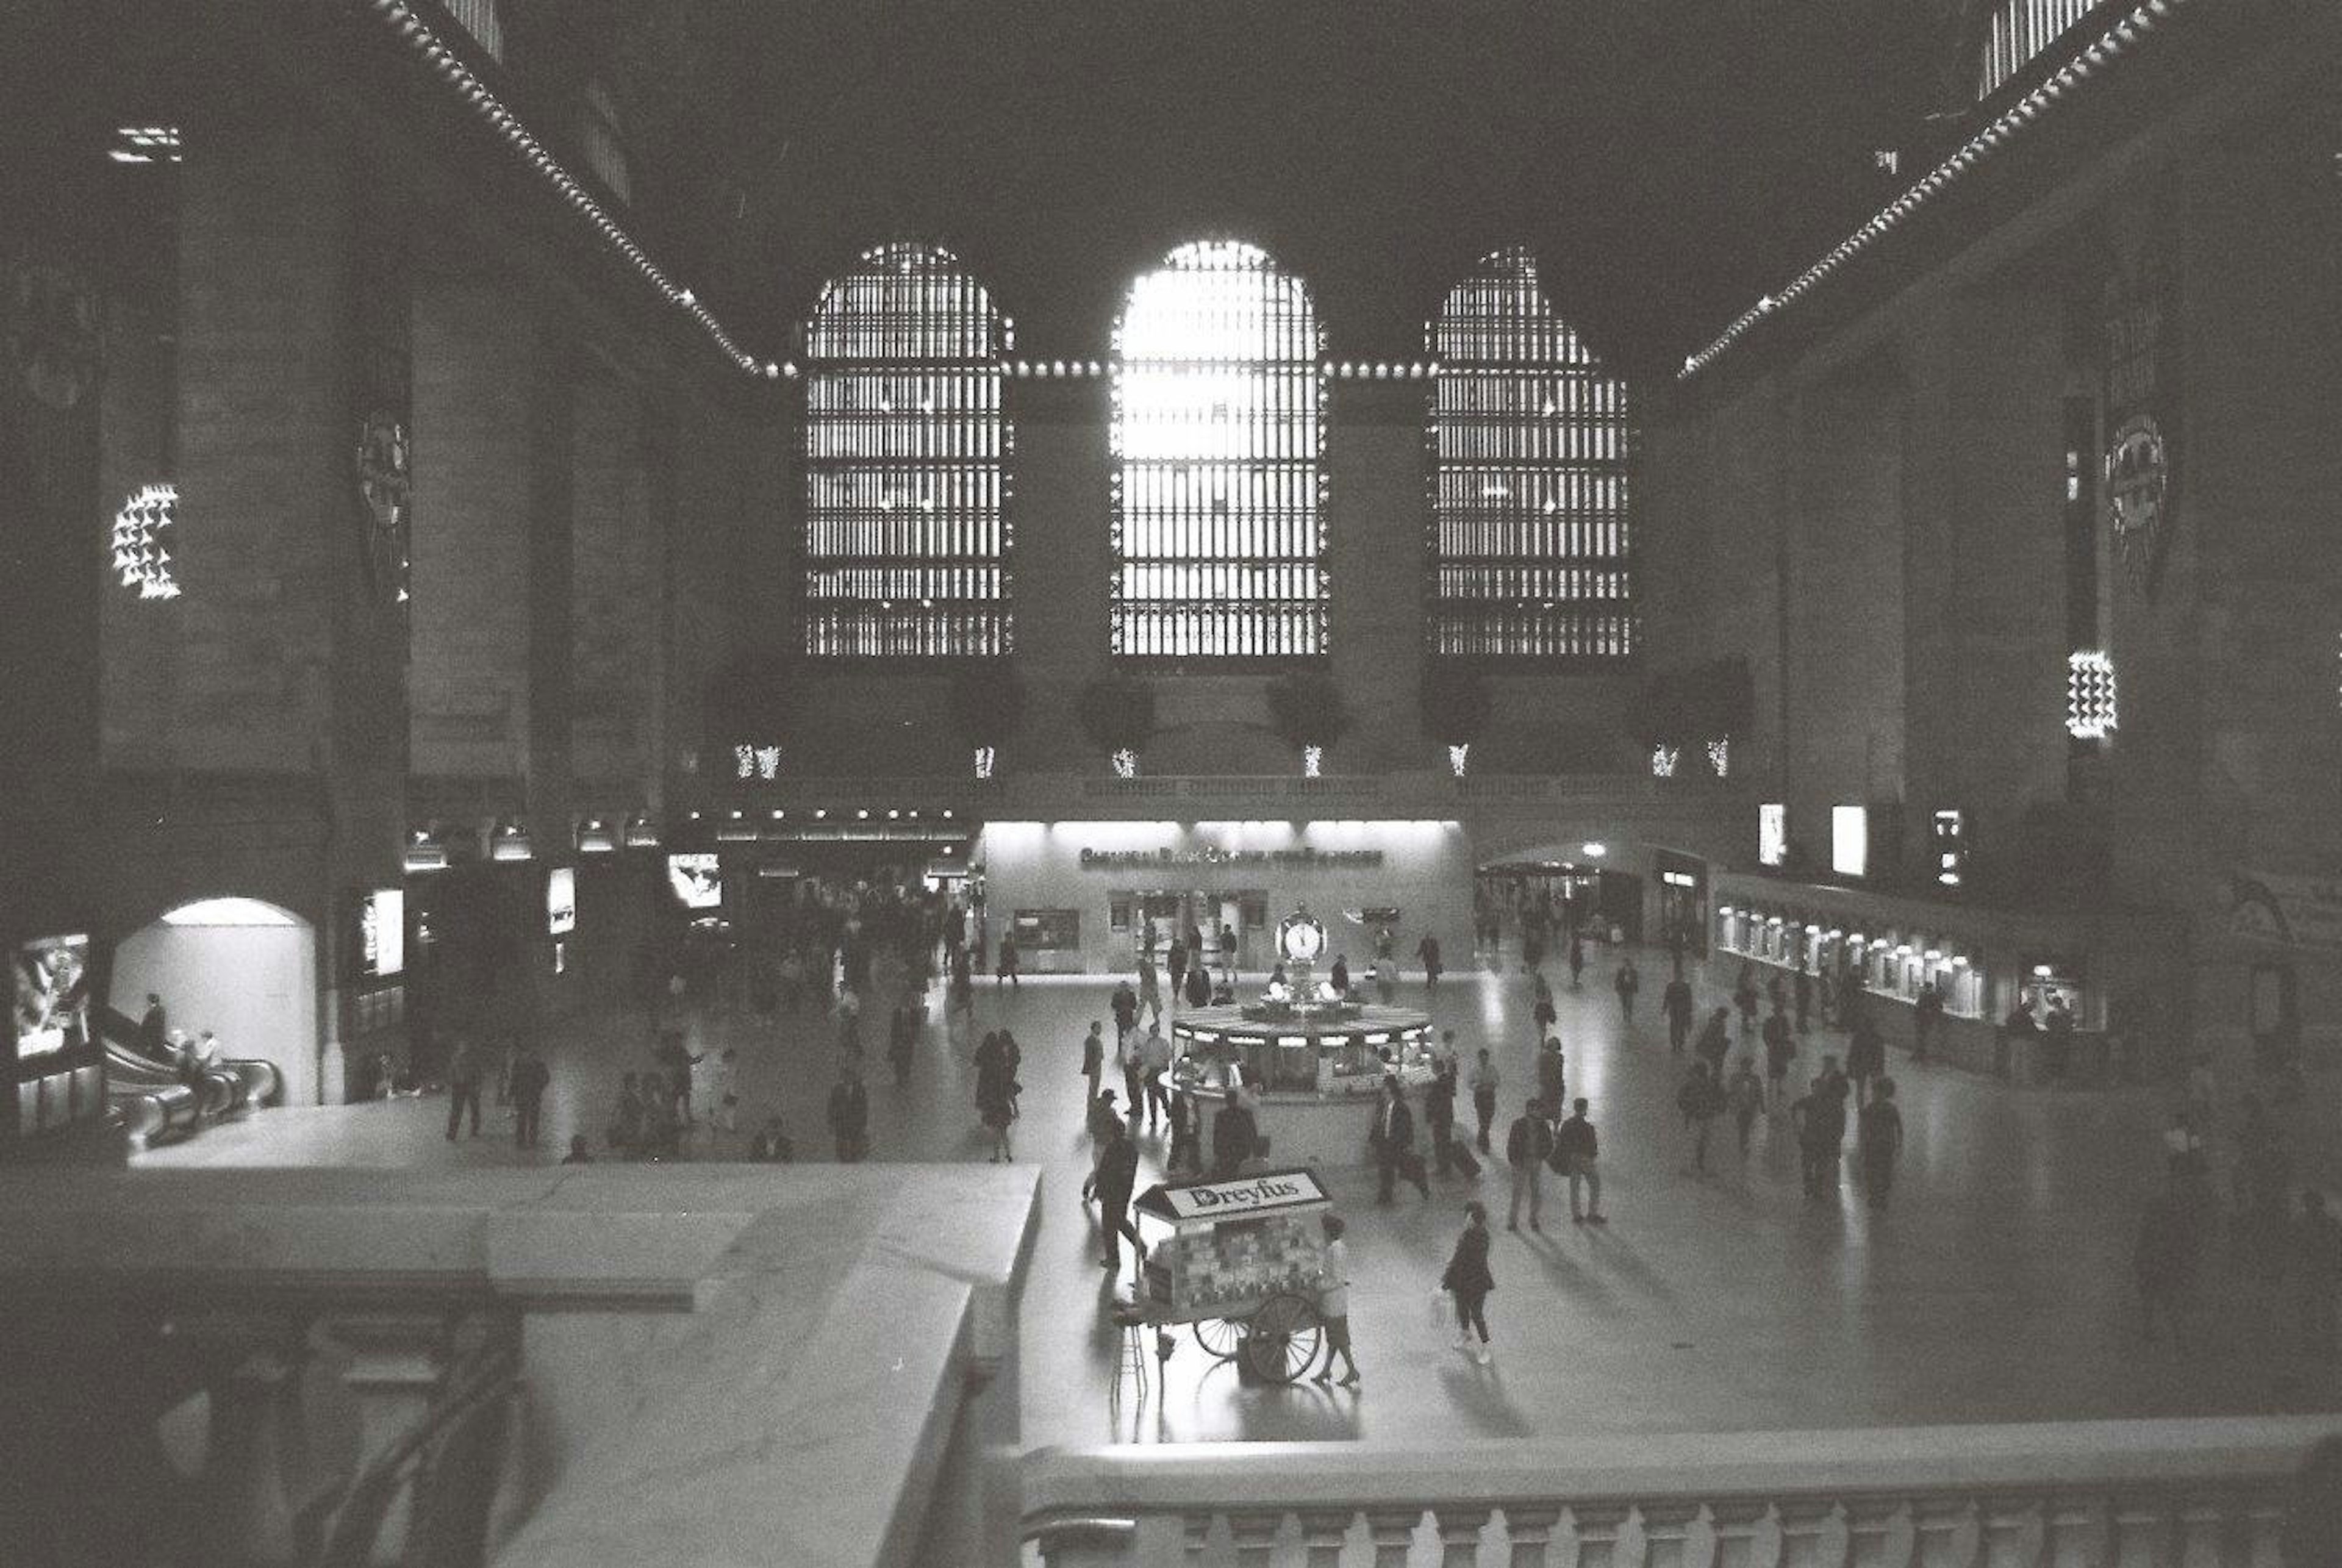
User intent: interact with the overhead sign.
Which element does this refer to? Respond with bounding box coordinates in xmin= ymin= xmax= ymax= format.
xmin=1137 ymin=1167 xmax=1331 ymax=1222
xmin=1081 ymin=847 xmax=1383 ymax=870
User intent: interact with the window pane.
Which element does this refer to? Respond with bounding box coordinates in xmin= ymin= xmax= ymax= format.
xmin=803 ymin=244 xmax=1011 ymax=657
xmin=1112 ymin=241 xmax=1324 ymax=659
xmin=1427 ymin=247 xmax=1634 ymax=663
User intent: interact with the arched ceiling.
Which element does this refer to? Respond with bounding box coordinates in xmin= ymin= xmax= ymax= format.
xmin=552 ymin=0 xmax=1962 ymax=374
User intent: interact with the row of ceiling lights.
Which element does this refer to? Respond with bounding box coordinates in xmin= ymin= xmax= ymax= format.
xmin=689 ymin=807 xmax=959 ymax=823
xmin=1678 ymin=0 xmax=2186 ymax=382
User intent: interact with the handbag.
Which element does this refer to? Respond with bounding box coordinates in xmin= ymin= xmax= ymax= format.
xmin=1428 ymin=1286 xmax=1453 ymax=1332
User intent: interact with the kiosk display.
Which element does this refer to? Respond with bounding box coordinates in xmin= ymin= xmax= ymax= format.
xmin=546 ymin=866 xmax=577 ymax=936
xmin=13 ymin=935 xmax=89 ymax=1061
xmin=667 ymin=853 xmax=722 ymax=910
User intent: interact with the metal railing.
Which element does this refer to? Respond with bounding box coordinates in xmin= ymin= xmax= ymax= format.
xmin=1022 ymin=1418 xmax=2336 ymax=1567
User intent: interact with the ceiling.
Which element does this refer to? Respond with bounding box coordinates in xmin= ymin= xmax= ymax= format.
xmin=556 ymin=0 xmax=1966 ymax=374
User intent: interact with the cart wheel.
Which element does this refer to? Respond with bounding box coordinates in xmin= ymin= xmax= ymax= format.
xmin=1241 ymin=1293 xmax=1323 ymax=1386
xmin=1192 ymin=1317 xmax=1242 ymax=1361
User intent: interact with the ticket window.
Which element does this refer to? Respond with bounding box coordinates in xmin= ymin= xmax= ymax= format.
xmin=2022 ymin=962 xmax=2090 ymax=1028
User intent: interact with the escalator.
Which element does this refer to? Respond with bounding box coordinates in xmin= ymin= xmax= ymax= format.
xmin=92 ymin=1006 xmax=282 ymax=1144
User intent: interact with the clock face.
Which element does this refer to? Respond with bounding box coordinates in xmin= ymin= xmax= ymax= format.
xmin=2104 ymin=413 xmax=2168 ymax=592
xmin=1279 ymin=915 xmax=1325 ymax=964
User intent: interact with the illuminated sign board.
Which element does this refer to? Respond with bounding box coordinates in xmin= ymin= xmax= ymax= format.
xmin=360 ymin=889 xmax=405 ymax=978
xmin=1758 ymin=803 xmax=1787 ymax=868
xmin=1932 ymin=809 xmax=1966 ymax=888
xmin=667 ymin=852 xmax=722 ymax=910
xmin=546 ymin=866 xmax=576 ymax=936
xmin=1832 ymin=806 xmax=1869 ymax=878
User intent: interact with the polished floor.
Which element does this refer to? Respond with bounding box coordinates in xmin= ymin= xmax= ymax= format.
xmin=140 ymin=942 xmax=2342 ymax=1447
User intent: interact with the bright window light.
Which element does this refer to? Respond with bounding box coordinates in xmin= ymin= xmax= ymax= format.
xmin=160 ymin=897 xmax=298 ymax=927
xmin=1428 ymin=247 xmax=1633 ymax=662
xmin=1832 ymin=806 xmax=1869 ymax=878
xmin=804 ymin=244 xmax=1009 ymax=657
xmin=108 ymin=125 xmax=182 ymax=165
xmin=1112 ymin=241 xmax=1324 ymax=659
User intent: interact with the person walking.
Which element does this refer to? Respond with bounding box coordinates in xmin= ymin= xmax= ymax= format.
xmin=1425 ymin=1056 xmax=1461 ymax=1177
xmin=949 ymin=945 xmax=975 ymax=1018
xmin=1080 ymin=1020 xmax=1106 ymax=1109
xmin=1081 ymin=1089 xmax=1121 ymax=1201
xmin=1763 ymin=1008 xmax=1797 ymax=1112
xmin=1374 ymin=953 xmax=1399 ymax=1006
xmin=1530 ymin=973 xmax=1558 ymax=1045
xmin=1370 ymin=1076 xmax=1431 ymax=1205
xmin=1793 ymin=960 xmax=1814 ymax=1034
xmin=1613 ymin=958 xmax=1641 ymax=1023
xmin=509 ymin=1042 xmax=550 ymax=1150
xmin=1677 ymin=1059 xmax=1726 ymax=1176
xmin=1914 ymin=980 xmax=1943 ymax=1064
xmin=445 ymin=1039 xmax=484 ymax=1141
xmin=1331 ymin=953 xmax=1352 ymax=997
xmin=1139 ymin=1023 xmax=1173 ymax=1132
xmin=1535 ymin=1036 xmax=1567 ymax=1121
xmin=1846 ymin=1012 xmax=1885 ymax=1105
xmin=1662 ymin=972 xmax=1694 ymax=1053
xmin=1441 ymin=1202 xmax=1497 ymax=1365
xmin=1309 ymin=1214 xmax=1361 ymax=1387
xmin=1417 ymin=933 xmax=1443 ymax=993
xmin=1137 ymin=957 xmax=1162 ymax=1027
xmin=1470 ymin=1048 xmax=1501 ymax=1155
xmin=1566 ymin=931 xmax=1585 ymax=991
xmin=1094 ymin=1119 xmax=1142 ymax=1277
xmin=1110 ymin=979 xmax=1139 ymax=1051
xmin=826 ymin=1061 xmax=870 ymax=1162
xmin=1120 ymin=1031 xmax=1147 ymax=1126
xmin=1556 ymin=1098 xmax=1606 ymax=1223
xmin=138 ymin=992 xmax=168 ymax=1060
xmin=1733 ymin=962 xmax=1760 ymax=1034
xmin=1505 ymin=1098 xmax=1551 ymax=1232
xmin=1857 ymin=1077 xmax=1904 ymax=1210
xmin=887 ymin=1000 xmax=919 ymax=1087
xmin=1792 ymin=1074 xmax=1846 ymax=1200
xmin=1694 ymin=1006 xmax=1732 ymax=1079
xmin=1727 ymin=1056 xmax=1763 ymax=1158
xmin=1166 ymin=1087 xmax=1201 ymax=1176
xmin=995 ymin=929 xmax=1021 ymax=988
xmin=976 ymin=1030 xmax=1017 ymax=1162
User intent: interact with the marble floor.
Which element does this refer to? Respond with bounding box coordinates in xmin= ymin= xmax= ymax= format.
xmin=140 ymin=943 xmax=2342 ymax=1448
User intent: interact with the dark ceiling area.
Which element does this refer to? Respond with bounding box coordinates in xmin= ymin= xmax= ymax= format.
xmin=559 ymin=0 xmax=1963 ymax=371
xmin=7 ymin=0 xmax=1974 ymax=376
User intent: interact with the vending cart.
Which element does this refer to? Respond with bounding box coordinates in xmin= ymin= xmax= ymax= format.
xmin=1129 ymin=1167 xmax=1332 ymax=1384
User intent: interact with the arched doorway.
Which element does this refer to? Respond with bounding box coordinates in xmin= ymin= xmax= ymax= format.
xmin=110 ymin=898 xmax=318 ymax=1107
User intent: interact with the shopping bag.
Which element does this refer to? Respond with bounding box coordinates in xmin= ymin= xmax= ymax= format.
xmin=1428 ymin=1287 xmax=1453 ymax=1333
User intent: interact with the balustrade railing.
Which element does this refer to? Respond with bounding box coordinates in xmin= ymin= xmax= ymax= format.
xmin=1023 ymin=1419 xmax=2336 ymax=1567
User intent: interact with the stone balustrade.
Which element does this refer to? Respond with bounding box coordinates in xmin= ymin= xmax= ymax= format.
xmin=1023 ymin=1417 xmax=2338 ymax=1567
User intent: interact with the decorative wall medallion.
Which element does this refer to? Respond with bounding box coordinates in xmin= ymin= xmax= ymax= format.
xmin=7 ymin=256 xmax=104 ymax=410
xmin=2104 ymin=412 xmax=2168 ymax=593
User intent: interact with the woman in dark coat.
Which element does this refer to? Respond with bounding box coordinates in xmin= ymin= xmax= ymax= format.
xmin=975 ymin=1030 xmax=1015 ymax=1162
xmin=1441 ymin=1201 xmax=1497 ymax=1364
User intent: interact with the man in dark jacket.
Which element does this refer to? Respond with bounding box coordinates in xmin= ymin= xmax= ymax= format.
xmin=1095 ymin=1120 xmax=1143 ymax=1276
xmin=509 ymin=1043 xmax=551 ymax=1149
xmin=445 ymin=1039 xmax=484 ymax=1141
xmin=1661 ymin=973 xmax=1695 ymax=1053
xmin=1505 ymin=1098 xmax=1552 ymax=1231
xmin=1555 ymin=1098 xmax=1606 ymax=1223
xmin=1110 ymin=981 xmax=1139 ymax=1048
xmin=138 ymin=993 xmax=168 ymax=1061
xmin=1370 ymin=1077 xmax=1429 ymax=1205
xmin=1425 ymin=1059 xmax=1459 ymax=1176
xmin=1211 ymin=1090 xmax=1258 ymax=1179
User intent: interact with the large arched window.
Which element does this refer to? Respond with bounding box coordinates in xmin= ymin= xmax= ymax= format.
xmin=803 ymin=243 xmax=1011 ymax=657
xmin=1428 ymin=247 xmax=1633 ymax=663
xmin=1112 ymin=241 xmax=1325 ymax=660
xmin=579 ymin=81 xmax=631 ymax=204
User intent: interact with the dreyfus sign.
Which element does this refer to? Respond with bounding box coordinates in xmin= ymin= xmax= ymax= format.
xmin=1156 ymin=1170 xmax=1329 ymax=1220
xmin=1080 ymin=846 xmax=1384 ymax=870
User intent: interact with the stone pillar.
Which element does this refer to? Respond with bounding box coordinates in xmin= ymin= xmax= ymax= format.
xmin=1328 ymin=379 xmax=1433 ymax=771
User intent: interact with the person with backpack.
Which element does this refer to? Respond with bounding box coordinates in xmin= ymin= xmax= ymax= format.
xmin=1505 ymin=1097 xmax=1552 ymax=1232
xmin=1677 ymin=1059 xmax=1727 ymax=1176
xmin=1555 ymin=1098 xmax=1606 ymax=1224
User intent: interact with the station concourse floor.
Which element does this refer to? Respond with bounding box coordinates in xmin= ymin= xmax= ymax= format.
xmin=139 ymin=943 xmax=2342 ymax=1448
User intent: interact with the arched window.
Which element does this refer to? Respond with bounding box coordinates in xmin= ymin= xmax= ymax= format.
xmin=443 ymin=0 xmax=505 ymax=63
xmin=579 ymin=81 xmax=631 ymax=204
xmin=1112 ymin=241 xmax=1325 ymax=660
xmin=1975 ymin=0 xmax=2100 ymax=100
xmin=803 ymin=243 xmax=1011 ymax=658
xmin=1428 ymin=247 xmax=1633 ymax=662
